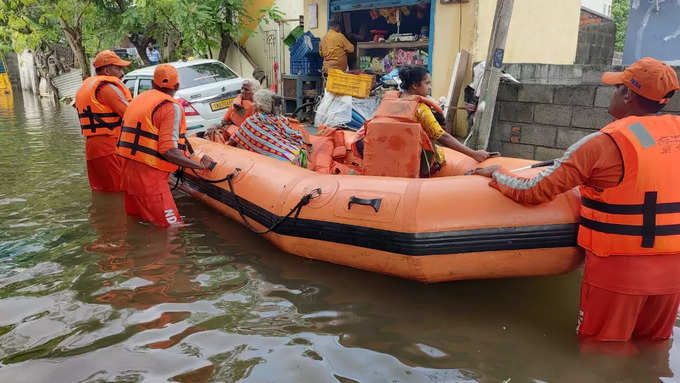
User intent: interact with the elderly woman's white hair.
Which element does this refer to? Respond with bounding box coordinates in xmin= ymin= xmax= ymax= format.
xmin=253 ymin=89 xmax=277 ymax=114
xmin=242 ymin=78 xmax=260 ymax=91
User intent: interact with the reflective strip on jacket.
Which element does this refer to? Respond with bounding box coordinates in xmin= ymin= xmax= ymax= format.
xmin=579 ymin=114 xmax=680 ymax=256
xmin=116 ymin=89 xmax=187 ymax=173
xmin=74 ymin=76 xmax=131 ymax=137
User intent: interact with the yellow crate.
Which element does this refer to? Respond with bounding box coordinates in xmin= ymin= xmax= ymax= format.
xmin=325 ymin=69 xmax=374 ymax=98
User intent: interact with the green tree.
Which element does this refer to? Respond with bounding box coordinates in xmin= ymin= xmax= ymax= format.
xmin=612 ymin=0 xmax=630 ymax=52
xmin=51 ymin=0 xmax=97 ymax=78
xmin=175 ymin=0 xmax=283 ymax=62
xmin=0 ymin=0 xmax=61 ymax=53
xmin=0 ymin=0 xmax=98 ymax=79
xmin=94 ymin=0 xmax=182 ymax=65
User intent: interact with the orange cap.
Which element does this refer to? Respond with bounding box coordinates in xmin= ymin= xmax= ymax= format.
xmin=153 ymin=64 xmax=179 ymax=89
xmin=602 ymin=57 xmax=679 ymax=104
xmin=93 ymin=50 xmax=131 ymax=69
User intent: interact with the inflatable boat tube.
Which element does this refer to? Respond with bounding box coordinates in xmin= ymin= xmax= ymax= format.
xmin=175 ymin=137 xmax=583 ymax=283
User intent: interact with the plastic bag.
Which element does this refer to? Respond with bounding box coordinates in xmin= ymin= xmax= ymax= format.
xmin=314 ymin=91 xmax=353 ymax=128
xmin=352 ymin=96 xmax=380 ymax=121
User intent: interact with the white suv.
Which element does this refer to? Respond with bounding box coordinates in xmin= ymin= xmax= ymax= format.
xmin=123 ymin=59 xmax=244 ymax=132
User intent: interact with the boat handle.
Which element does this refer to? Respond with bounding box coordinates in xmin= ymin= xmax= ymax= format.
xmin=348 ymin=196 xmax=382 ymax=213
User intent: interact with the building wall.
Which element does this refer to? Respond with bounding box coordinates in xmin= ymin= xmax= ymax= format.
xmin=304 ymin=0 xmax=328 ymax=38
xmin=303 ymin=0 xmax=476 ymax=99
xmin=488 ymin=66 xmax=680 ymax=160
xmin=18 ymin=51 xmax=38 ymax=94
xmin=581 ymin=0 xmax=612 ymax=16
xmin=4 ymin=52 xmax=22 ymax=90
xmin=430 ymin=1 xmax=476 ymax=100
xmin=243 ymin=0 xmax=304 ymax=79
xmin=574 ymin=19 xmax=616 ymax=65
xmin=304 ymin=0 xmax=580 ymax=94
xmin=474 ymin=0 xmax=581 ymax=66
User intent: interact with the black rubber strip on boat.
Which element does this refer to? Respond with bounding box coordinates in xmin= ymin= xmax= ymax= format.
xmin=180 ymin=175 xmax=578 ymax=256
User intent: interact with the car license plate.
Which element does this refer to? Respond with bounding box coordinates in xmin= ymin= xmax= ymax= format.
xmin=210 ymin=97 xmax=234 ymax=111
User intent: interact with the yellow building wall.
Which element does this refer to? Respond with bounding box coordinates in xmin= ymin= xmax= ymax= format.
xmin=243 ymin=0 xmax=304 ymax=79
xmin=474 ymin=0 xmax=580 ymax=64
xmin=430 ymin=1 xmax=476 ymax=99
xmin=240 ymin=0 xmax=277 ymax=43
xmin=304 ymin=0 xmax=329 ymax=38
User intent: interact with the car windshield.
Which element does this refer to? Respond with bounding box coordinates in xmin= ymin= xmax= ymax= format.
xmin=177 ymin=62 xmax=238 ymax=89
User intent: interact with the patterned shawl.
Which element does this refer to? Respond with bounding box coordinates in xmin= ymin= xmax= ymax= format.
xmin=231 ymin=112 xmax=306 ymax=164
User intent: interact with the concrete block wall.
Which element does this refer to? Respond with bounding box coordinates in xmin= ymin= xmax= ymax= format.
xmin=489 ymin=82 xmax=680 ymax=160
xmin=575 ymin=21 xmax=616 ymax=65
xmin=502 ymin=63 xmax=626 ymax=86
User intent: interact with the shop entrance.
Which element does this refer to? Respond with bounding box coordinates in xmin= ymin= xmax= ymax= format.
xmin=329 ymin=0 xmax=434 ymax=75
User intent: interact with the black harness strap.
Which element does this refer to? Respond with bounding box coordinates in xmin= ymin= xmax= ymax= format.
xmin=117 ymin=122 xmax=165 ymax=160
xmin=642 ymin=192 xmax=658 ymax=248
xmin=79 ymin=106 xmax=121 ymax=133
xmin=120 ymin=125 xmax=159 ymax=141
xmin=581 ymin=194 xmax=680 ymax=247
xmin=581 ymin=197 xmax=680 ymax=215
xmin=117 ymin=141 xmax=166 ymax=160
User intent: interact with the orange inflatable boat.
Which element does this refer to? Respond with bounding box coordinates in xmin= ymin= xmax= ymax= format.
xmin=175 ymin=136 xmax=583 ymax=283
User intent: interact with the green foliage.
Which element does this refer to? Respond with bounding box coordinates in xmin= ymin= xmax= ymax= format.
xmin=0 ymin=0 xmax=62 ymax=52
xmin=174 ymin=0 xmax=283 ymax=59
xmin=1 ymin=0 xmax=282 ymax=69
xmin=612 ymin=0 xmax=630 ymax=52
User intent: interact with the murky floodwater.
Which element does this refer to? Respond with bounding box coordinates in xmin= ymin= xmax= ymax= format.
xmin=0 ymin=91 xmax=679 ymax=383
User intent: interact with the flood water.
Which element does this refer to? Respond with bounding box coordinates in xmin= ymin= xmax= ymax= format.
xmin=0 ymin=90 xmax=679 ymax=383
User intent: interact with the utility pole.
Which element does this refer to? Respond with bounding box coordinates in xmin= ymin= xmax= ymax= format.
xmin=468 ymin=0 xmax=514 ymax=150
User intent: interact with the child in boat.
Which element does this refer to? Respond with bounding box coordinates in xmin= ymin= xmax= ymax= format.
xmin=355 ymin=65 xmax=491 ymax=174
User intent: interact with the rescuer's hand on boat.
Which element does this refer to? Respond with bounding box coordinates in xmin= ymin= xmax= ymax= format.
xmin=471 ymin=165 xmax=501 ymax=178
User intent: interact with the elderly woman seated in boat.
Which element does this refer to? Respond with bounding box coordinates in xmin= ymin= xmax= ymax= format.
xmin=355 ymin=65 xmax=492 ymax=178
xmin=205 ymin=79 xmax=260 ymax=144
xmin=228 ymin=89 xmax=311 ymax=167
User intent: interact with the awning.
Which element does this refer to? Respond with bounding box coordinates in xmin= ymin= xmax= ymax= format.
xmin=329 ymin=0 xmax=429 ymax=13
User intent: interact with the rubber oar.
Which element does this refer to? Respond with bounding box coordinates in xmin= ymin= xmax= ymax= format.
xmin=510 ymin=159 xmax=555 ymax=172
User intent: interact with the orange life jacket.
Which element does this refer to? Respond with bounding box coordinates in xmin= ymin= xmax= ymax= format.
xmin=579 ymin=114 xmax=680 ymax=256
xmin=116 ymin=89 xmax=187 ymax=173
xmin=74 ymin=76 xmax=131 ymax=137
xmin=226 ymin=95 xmax=255 ymax=126
xmin=361 ymin=91 xmax=443 ymax=178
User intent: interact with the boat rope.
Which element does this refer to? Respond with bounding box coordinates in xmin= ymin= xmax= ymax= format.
xmin=188 ymin=167 xmax=232 ymax=184
xmin=171 ymin=167 xmax=184 ymax=191
xmin=225 ymin=168 xmax=322 ymax=234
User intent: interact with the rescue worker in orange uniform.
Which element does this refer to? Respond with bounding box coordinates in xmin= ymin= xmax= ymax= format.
xmin=205 ymin=79 xmax=259 ymax=144
xmin=74 ymin=50 xmax=132 ymax=192
xmin=117 ymin=64 xmax=215 ymax=228
xmin=473 ymin=57 xmax=680 ymax=342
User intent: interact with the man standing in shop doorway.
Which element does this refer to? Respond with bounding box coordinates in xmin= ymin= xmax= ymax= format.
xmin=320 ymin=18 xmax=355 ymax=73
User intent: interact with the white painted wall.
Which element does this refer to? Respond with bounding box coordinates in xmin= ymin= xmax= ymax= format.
xmin=582 ymin=0 xmax=612 ymax=16
xmin=244 ymin=0 xmax=303 ymax=81
xmin=18 ymin=51 xmax=38 ymax=93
